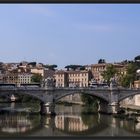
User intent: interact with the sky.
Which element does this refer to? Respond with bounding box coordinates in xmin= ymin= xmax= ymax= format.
xmin=0 ymin=4 xmax=140 ymax=69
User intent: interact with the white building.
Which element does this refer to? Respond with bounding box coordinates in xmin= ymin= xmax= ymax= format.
xmin=18 ymin=73 xmax=32 ymax=84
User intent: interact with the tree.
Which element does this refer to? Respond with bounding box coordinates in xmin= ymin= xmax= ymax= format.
xmin=134 ymin=55 xmax=140 ymax=62
xmin=44 ymin=64 xmax=57 ymax=70
xmin=98 ymin=59 xmax=106 ymax=64
xmin=120 ymin=62 xmax=140 ymax=87
xmin=28 ymin=62 xmax=36 ymax=67
xmin=65 ymin=65 xmax=84 ymax=71
xmin=80 ymin=66 xmax=85 ymax=70
xmin=31 ymin=74 xmax=42 ymax=83
xmin=101 ymin=64 xmax=118 ymax=84
xmin=81 ymin=94 xmax=99 ymax=106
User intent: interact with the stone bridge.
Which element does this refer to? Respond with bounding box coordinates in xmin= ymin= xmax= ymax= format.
xmin=0 ymin=86 xmax=140 ymax=115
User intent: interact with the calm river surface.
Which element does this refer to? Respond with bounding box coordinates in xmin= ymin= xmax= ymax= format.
xmin=0 ymin=103 xmax=140 ymax=137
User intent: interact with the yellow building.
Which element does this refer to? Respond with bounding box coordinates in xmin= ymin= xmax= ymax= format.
xmin=54 ymin=70 xmax=68 ymax=87
xmin=31 ymin=68 xmax=44 ymax=76
xmin=68 ymin=70 xmax=91 ymax=87
xmin=3 ymin=73 xmax=18 ymax=84
xmin=54 ymin=70 xmax=91 ymax=88
xmin=3 ymin=72 xmax=32 ymax=84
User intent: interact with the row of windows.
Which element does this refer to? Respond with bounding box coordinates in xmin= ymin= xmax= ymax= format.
xmin=57 ymin=73 xmax=88 ymax=77
xmin=19 ymin=79 xmax=30 ymax=81
xmin=57 ymin=74 xmax=63 ymax=77
xmin=19 ymin=78 xmax=31 ymax=80
xmin=58 ymin=79 xmax=63 ymax=82
xmin=19 ymin=81 xmax=30 ymax=83
xmin=69 ymin=78 xmax=87 ymax=82
xmin=19 ymin=76 xmax=31 ymax=78
xmin=4 ymin=76 xmax=31 ymax=79
xmin=92 ymin=67 xmax=106 ymax=71
xmin=69 ymin=73 xmax=87 ymax=77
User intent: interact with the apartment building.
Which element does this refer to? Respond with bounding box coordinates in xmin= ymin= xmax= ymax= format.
xmin=54 ymin=70 xmax=92 ymax=88
xmin=18 ymin=73 xmax=32 ymax=84
xmin=86 ymin=63 xmax=126 ymax=83
xmin=3 ymin=72 xmax=32 ymax=84
xmin=68 ymin=70 xmax=91 ymax=87
xmin=3 ymin=73 xmax=18 ymax=84
xmin=54 ymin=70 xmax=68 ymax=87
xmin=44 ymin=69 xmax=55 ymax=79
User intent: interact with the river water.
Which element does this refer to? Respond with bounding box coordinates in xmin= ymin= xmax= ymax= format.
xmin=0 ymin=103 xmax=140 ymax=137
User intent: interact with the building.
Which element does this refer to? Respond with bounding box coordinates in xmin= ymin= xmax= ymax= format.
xmin=86 ymin=63 xmax=107 ymax=83
xmin=18 ymin=73 xmax=32 ymax=84
xmin=54 ymin=70 xmax=92 ymax=88
xmin=44 ymin=69 xmax=55 ymax=79
xmin=67 ymin=70 xmax=91 ymax=87
xmin=120 ymin=95 xmax=140 ymax=107
xmin=54 ymin=70 xmax=68 ymax=87
xmin=3 ymin=73 xmax=18 ymax=84
xmin=31 ymin=68 xmax=44 ymax=76
xmin=85 ymin=63 xmax=126 ymax=83
xmin=3 ymin=72 xmax=32 ymax=85
xmin=120 ymin=69 xmax=140 ymax=107
xmin=133 ymin=69 xmax=140 ymax=89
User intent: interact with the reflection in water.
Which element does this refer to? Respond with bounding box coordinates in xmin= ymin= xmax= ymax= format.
xmin=55 ymin=115 xmax=89 ymax=132
xmin=0 ymin=113 xmax=41 ymax=136
xmin=122 ymin=118 xmax=140 ymax=134
xmin=0 ymin=114 xmax=32 ymax=133
xmin=1 ymin=103 xmax=140 ymax=136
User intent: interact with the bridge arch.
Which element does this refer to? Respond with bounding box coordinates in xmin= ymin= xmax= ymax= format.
xmin=119 ymin=91 xmax=140 ymax=103
xmin=0 ymin=90 xmax=43 ymax=103
xmin=54 ymin=91 xmax=109 ymax=104
xmin=15 ymin=91 xmax=45 ymax=102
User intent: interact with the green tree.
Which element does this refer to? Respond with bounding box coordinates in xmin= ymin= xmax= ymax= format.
xmin=31 ymin=74 xmax=42 ymax=83
xmin=81 ymin=94 xmax=99 ymax=107
xmin=134 ymin=55 xmax=140 ymax=62
xmin=120 ymin=62 xmax=140 ymax=87
xmin=44 ymin=64 xmax=57 ymax=70
xmin=98 ymin=59 xmax=106 ymax=64
xmin=28 ymin=62 xmax=36 ymax=67
xmin=65 ymin=65 xmax=84 ymax=71
xmin=101 ymin=64 xmax=118 ymax=83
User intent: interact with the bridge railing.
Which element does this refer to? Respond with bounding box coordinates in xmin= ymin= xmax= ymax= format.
xmin=0 ymin=86 xmax=139 ymax=91
xmin=54 ymin=86 xmax=110 ymax=90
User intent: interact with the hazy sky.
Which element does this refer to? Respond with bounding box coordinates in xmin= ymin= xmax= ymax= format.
xmin=0 ymin=4 xmax=140 ymax=68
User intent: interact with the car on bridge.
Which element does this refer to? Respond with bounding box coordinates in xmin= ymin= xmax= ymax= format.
xmin=89 ymin=79 xmax=98 ymax=88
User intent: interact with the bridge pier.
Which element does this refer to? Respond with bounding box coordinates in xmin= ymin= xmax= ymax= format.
xmin=40 ymin=102 xmax=55 ymax=116
xmin=107 ymin=103 xmax=120 ymax=114
xmin=98 ymin=101 xmax=119 ymax=114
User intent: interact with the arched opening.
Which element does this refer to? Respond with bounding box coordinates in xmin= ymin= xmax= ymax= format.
xmin=54 ymin=92 xmax=109 ymax=114
xmin=119 ymin=92 xmax=140 ymax=109
xmin=0 ymin=92 xmax=42 ymax=113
